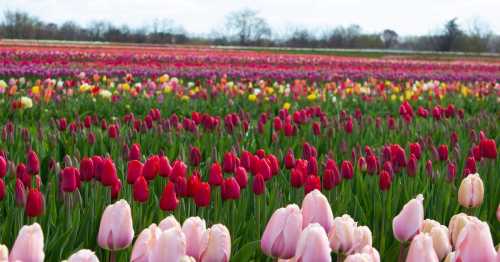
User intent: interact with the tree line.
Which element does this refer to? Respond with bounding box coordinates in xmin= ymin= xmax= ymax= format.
xmin=1 ymin=9 xmax=499 ymax=53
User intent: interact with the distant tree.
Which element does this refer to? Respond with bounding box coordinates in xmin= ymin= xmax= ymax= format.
xmin=225 ymin=9 xmax=271 ymax=45
xmin=382 ymin=29 xmax=398 ymax=48
xmin=439 ymin=18 xmax=464 ymax=51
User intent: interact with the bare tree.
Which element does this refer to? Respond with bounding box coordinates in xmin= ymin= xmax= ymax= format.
xmin=225 ymin=9 xmax=271 ymax=45
xmin=381 ymin=29 xmax=398 ymax=48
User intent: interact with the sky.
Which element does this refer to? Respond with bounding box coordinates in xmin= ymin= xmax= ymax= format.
xmin=1 ymin=0 xmax=499 ymax=36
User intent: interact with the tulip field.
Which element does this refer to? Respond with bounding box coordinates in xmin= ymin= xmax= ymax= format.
xmin=0 ymin=42 xmax=499 ymax=261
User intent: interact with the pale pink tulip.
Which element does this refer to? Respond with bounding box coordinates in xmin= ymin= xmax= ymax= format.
xmin=421 ymin=219 xmax=440 ymax=234
xmin=448 ymin=213 xmax=472 ymax=247
xmin=294 ymin=223 xmax=332 ymax=262
xmin=180 ymin=256 xmax=196 ymax=262
xmin=429 ymin=225 xmax=451 ymax=260
xmin=328 ymin=214 xmax=357 ymax=254
xmin=344 ymin=253 xmax=372 ymax=262
xmin=0 ymin=244 xmax=8 ymax=261
xmin=150 ymin=227 xmax=187 ymax=262
xmin=301 ymin=189 xmax=334 ymax=232
xmin=392 ymin=194 xmax=424 ymax=242
xmin=130 ymin=224 xmax=162 ymax=262
xmin=200 ymin=224 xmax=231 ymax=262
xmin=9 ymin=223 xmax=45 ymax=262
xmin=97 ymin=199 xmax=134 ymax=250
xmin=182 ymin=217 xmax=207 ymax=261
xmin=457 ymin=173 xmax=484 ymax=208
xmin=159 ymin=215 xmax=182 ymax=231
xmin=261 ymin=204 xmax=302 ymax=259
xmin=496 ymin=203 xmax=500 ymax=222
xmin=444 ymin=251 xmax=456 ymax=262
xmin=455 ymin=219 xmax=497 ymax=262
xmin=359 ymin=245 xmax=380 ymax=262
xmin=65 ymin=249 xmax=99 ymax=262
xmin=352 ymin=226 xmax=373 ymax=254
xmin=405 ymin=233 xmax=439 ymax=262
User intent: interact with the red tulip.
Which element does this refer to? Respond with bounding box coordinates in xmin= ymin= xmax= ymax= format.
xmin=390 ymin=144 xmax=406 ymax=168
xmin=87 ymin=132 xmax=96 ymax=145
xmin=194 ymin=182 xmax=211 ymax=207
xmin=407 ymin=154 xmax=417 ymax=177
xmin=133 ymin=176 xmax=149 ymax=203
xmin=25 ymin=188 xmax=44 ymax=217
xmin=126 ymin=160 xmax=143 ymax=184
xmin=209 ymin=162 xmax=223 ymax=186
xmin=84 ymin=115 xmax=92 ymax=128
xmin=159 ymin=156 xmax=172 ymax=178
xmin=379 ymin=170 xmax=392 ymax=191
xmin=383 ymin=161 xmax=394 ymax=177
xmin=234 ymin=167 xmax=248 ymax=188
xmin=307 ymin=157 xmax=318 ymax=176
xmin=101 ymin=158 xmax=119 ymax=187
xmin=312 ymin=122 xmax=321 ymax=136
xmin=143 ymin=155 xmax=160 ymax=181
xmin=61 ymin=167 xmax=78 ymax=192
xmin=450 ymin=132 xmax=458 ymax=147
xmin=222 ymin=152 xmax=236 ymax=173
xmin=273 ymin=116 xmax=282 ymax=131
xmin=79 ymin=157 xmax=95 ymax=181
xmin=108 ymin=124 xmax=118 ymax=138
xmin=387 ymin=116 xmax=395 ymax=129
xmin=27 ymin=150 xmax=40 ymax=175
xmin=344 ymin=117 xmax=353 ymax=133
xmin=0 ymin=178 xmax=5 ymax=201
xmin=170 ymin=160 xmax=186 ymax=181
xmin=58 ymin=118 xmax=67 ymax=131
xmin=479 ymin=138 xmax=497 ymax=159
xmin=471 ymin=145 xmax=481 ymax=161
xmin=111 ymin=179 xmax=122 ymax=200
xmin=284 ymin=149 xmax=296 ymax=169
xmin=91 ymin=156 xmax=104 ymax=181
xmin=128 ymin=143 xmax=141 ymax=161
xmin=425 ymin=160 xmax=433 ymax=178
xmin=221 ymin=177 xmax=240 ymax=200
xmin=190 ymin=146 xmax=201 ymax=166
xmin=366 ymin=154 xmax=378 ymax=174
xmin=258 ymin=159 xmax=272 ymax=180
xmin=252 ymin=173 xmax=265 ymax=195
xmin=283 ymin=121 xmax=295 ymax=136
xmin=266 ymin=154 xmax=279 ymax=176
xmin=16 ymin=163 xmax=30 ymax=186
xmin=290 ymin=168 xmax=305 ymax=188
xmin=357 ymin=156 xmax=367 ymax=172
xmin=0 ymin=156 xmax=6 ymax=178
xmin=174 ymin=176 xmax=188 ymax=197
xmin=304 ymin=175 xmax=321 ymax=194
xmin=240 ymin=150 xmax=252 ymax=170
xmin=187 ymin=173 xmax=201 ymax=197
xmin=464 ymin=157 xmax=476 ymax=174
xmin=160 ymin=182 xmax=178 ymax=211
xmin=15 ymin=178 xmax=26 ymax=206
xmin=322 ymin=169 xmax=338 ymax=190
xmin=409 ymin=143 xmax=422 ymax=160
xmin=437 ymin=144 xmax=448 ymax=161
xmin=447 ymin=161 xmax=456 ymax=182
xmin=340 ymin=160 xmax=354 ymax=179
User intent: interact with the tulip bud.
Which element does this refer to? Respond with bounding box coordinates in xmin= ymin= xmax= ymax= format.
xmin=194 ymin=182 xmax=211 ymax=207
xmin=304 ymin=175 xmax=321 ymax=194
xmin=26 ymin=188 xmax=44 ymax=217
xmin=107 ymin=124 xmax=118 ymax=138
xmin=0 ymin=156 xmax=6 ymax=178
xmin=409 ymin=143 xmax=422 ymax=160
xmin=328 ymin=214 xmax=357 ymax=254
xmin=425 ymin=160 xmax=433 ymax=178
xmin=405 ymin=233 xmax=439 ymax=262
xmin=79 ymin=157 xmax=94 ymax=181
xmin=261 ymin=204 xmax=302 ymax=259
xmin=457 ymin=173 xmax=484 ymax=208
xmin=130 ymin=224 xmax=161 ymax=262
xmin=284 ymin=149 xmax=296 ymax=169
xmin=97 ymin=199 xmax=134 ymax=250
xmin=379 ymin=170 xmax=392 ymax=191
xmin=392 ymin=194 xmax=424 ymax=242
xmin=170 ymin=160 xmax=186 ymax=181
xmin=448 ymin=213 xmax=473 ymax=247
xmin=0 ymin=244 xmax=8 ymax=261
xmin=258 ymin=159 xmax=272 ymax=181
xmin=27 ymin=150 xmax=40 ymax=175
xmin=143 ymin=155 xmax=160 ymax=181
xmin=341 ymin=160 xmax=354 ymax=180
xmin=150 ymin=227 xmax=187 ymax=262
xmin=454 ymin=219 xmax=497 ymax=261
xmin=15 ymin=178 xmax=26 ymax=206
xmin=182 ymin=217 xmax=207 ymax=260
xmin=234 ymin=167 xmax=248 ymax=188
xmin=301 ymin=190 xmax=334 ymax=232
xmin=160 ymin=182 xmax=178 ymax=211
xmin=252 ymin=173 xmax=265 ymax=195
xmin=447 ymin=161 xmax=456 ymax=182
xmin=199 ymin=224 xmax=231 ymax=262
xmin=61 ymin=167 xmax=78 ymax=192
xmin=322 ymin=168 xmax=339 ymax=190
xmin=101 ymin=158 xmax=118 ymax=187
xmin=209 ymin=162 xmax=223 ymax=186
xmin=128 ymin=143 xmax=141 ymax=161
xmin=190 ymin=146 xmax=201 ymax=166
xmin=438 ymin=144 xmax=449 ymax=161
xmin=65 ymin=249 xmax=99 ymax=262
xmin=87 ymin=132 xmax=96 ymax=145
xmin=126 ymin=160 xmax=143 ymax=184
xmin=133 ymin=176 xmax=149 ymax=203
xmin=429 ymin=225 xmax=452 ymax=260
xmin=9 ymin=223 xmax=45 ymax=262
xmin=479 ymin=138 xmax=497 ymax=159
xmin=111 ymin=179 xmax=122 ymax=200
xmin=294 ymin=223 xmax=331 ymax=262
xmin=464 ymin=157 xmax=476 ymax=175
xmin=221 ymin=177 xmax=240 ymax=200
xmin=222 ymin=152 xmax=236 ymax=173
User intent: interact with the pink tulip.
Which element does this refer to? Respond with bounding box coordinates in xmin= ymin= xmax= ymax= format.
xmin=328 ymin=214 xmax=357 ymax=254
xmin=405 ymin=233 xmax=439 ymax=262
xmin=344 ymin=253 xmax=373 ymax=262
xmin=0 ymin=244 xmax=8 ymax=261
xmin=65 ymin=249 xmax=99 ymax=262
xmin=294 ymin=223 xmax=332 ymax=262
xmin=392 ymin=194 xmax=424 ymax=242
xmin=97 ymin=199 xmax=134 ymax=251
xmin=455 ymin=219 xmax=497 ymax=262
xmin=448 ymin=213 xmax=473 ymax=247
xmin=457 ymin=173 xmax=484 ymax=208
xmin=359 ymin=245 xmax=380 ymax=262
xmin=301 ymin=190 xmax=334 ymax=232
xmin=130 ymin=224 xmax=162 ymax=262
xmin=159 ymin=215 xmax=182 ymax=231
xmin=200 ymin=224 xmax=231 ymax=262
xmin=9 ymin=223 xmax=45 ymax=262
xmin=182 ymin=217 xmax=207 ymax=261
xmin=261 ymin=204 xmax=303 ymax=259
xmin=429 ymin=225 xmax=452 ymax=260
xmin=150 ymin=227 xmax=187 ymax=262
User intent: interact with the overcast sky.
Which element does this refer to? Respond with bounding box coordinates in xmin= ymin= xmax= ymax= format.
xmin=1 ymin=0 xmax=499 ymax=36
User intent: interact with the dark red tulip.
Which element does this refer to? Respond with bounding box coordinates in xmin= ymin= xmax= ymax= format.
xmin=425 ymin=160 xmax=433 ymax=178
xmin=322 ymin=169 xmax=338 ymax=190
xmin=79 ymin=157 xmax=94 ymax=181
xmin=307 ymin=157 xmax=318 ymax=176
xmin=15 ymin=178 xmax=26 ymax=206
xmin=256 ymin=149 xmax=266 ymax=159
xmin=234 ymin=167 xmax=248 ymax=188
xmin=208 ymin=162 xmax=223 ymax=186
xmin=100 ymin=119 xmax=108 ymax=130
xmin=194 ymin=182 xmax=211 ymax=207
xmin=84 ymin=115 xmax=92 ymax=128
xmin=252 ymin=173 xmax=265 ymax=195
xmin=304 ymin=175 xmax=321 ymax=194
xmin=383 ymin=161 xmax=394 ymax=177
xmin=127 ymin=160 xmax=144 ymax=184
xmin=240 ymin=151 xmax=252 ymax=170
xmin=407 ymin=154 xmax=417 ymax=177
xmin=479 ymin=139 xmax=497 ymax=159
xmin=190 ymin=146 xmax=201 ymax=166
xmin=129 ymin=143 xmax=141 ymax=161
xmin=222 ymin=152 xmax=236 ymax=173
xmin=266 ymin=154 xmax=279 ymax=176
xmin=344 ymin=117 xmax=353 ymax=134
xmin=101 ymin=158 xmax=119 ymax=187
xmin=27 ymin=150 xmax=40 ymax=175
xmin=159 ymin=156 xmax=172 ymax=178
xmin=91 ymin=156 xmax=103 ymax=181
xmin=143 ymin=155 xmax=160 ymax=181
xmin=16 ymin=163 xmax=30 ymax=186
xmin=175 ymin=176 xmax=188 ymax=197
xmin=258 ymin=159 xmax=272 ymax=180
xmin=325 ymin=158 xmax=337 ymax=170
xmin=450 ymin=132 xmax=458 ymax=147
xmin=312 ymin=122 xmax=321 ymax=136
xmin=387 ymin=116 xmax=395 ymax=130
xmin=283 ymin=121 xmax=295 ymax=136
xmin=170 ymin=160 xmax=187 ymax=181
xmin=106 ymin=125 xmax=118 ymax=138
xmin=438 ymin=144 xmax=449 ymax=161
xmin=61 ymin=167 xmax=78 ymax=192
xmin=409 ymin=143 xmax=422 ymax=160
xmin=87 ymin=132 xmax=96 ymax=145
xmin=187 ymin=173 xmax=201 ymax=197
xmin=133 ymin=176 xmax=149 ymax=203
xmin=379 ymin=170 xmax=392 ymax=191
xmin=340 ymin=160 xmax=354 ymax=179
xmin=26 ymin=188 xmax=44 ymax=217
xmin=273 ymin=116 xmax=282 ymax=131
xmin=447 ymin=161 xmax=456 ymax=182
xmin=464 ymin=157 xmax=476 ymax=174
xmin=295 ymin=159 xmax=308 ymax=175
xmin=471 ymin=145 xmax=481 ymax=161
xmin=357 ymin=157 xmax=367 ymax=172
xmin=160 ymin=182 xmax=178 ymax=211
xmin=290 ymin=168 xmax=305 ymax=188
xmin=58 ymin=118 xmax=67 ymax=131
xmin=382 ymin=146 xmax=392 ymax=163
xmin=0 ymin=156 xmax=7 ymax=178
xmin=390 ymin=144 xmax=406 ymax=168
xmin=432 ymin=106 xmax=442 ymax=120
xmin=111 ymin=179 xmax=122 ymax=200
xmin=221 ymin=177 xmax=240 ymax=200
xmin=284 ymin=149 xmax=296 ymax=169
xmin=0 ymin=178 xmax=5 ymax=201
xmin=366 ymin=154 xmax=378 ymax=174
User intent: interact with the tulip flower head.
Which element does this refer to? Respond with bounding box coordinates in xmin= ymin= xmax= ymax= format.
xmin=454 ymin=218 xmax=497 ymax=262
xmin=392 ymin=194 xmax=424 ymax=242
xmin=97 ymin=199 xmax=134 ymax=251
xmin=200 ymin=224 xmax=231 ymax=262
xmin=261 ymin=204 xmax=302 ymax=259
xmin=65 ymin=249 xmax=99 ymax=262
xmin=182 ymin=217 xmax=207 ymax=261
xmin=301 ymin=189 xmax=334 ymax=232
xmin=405 ymin=233 xmax=439 ymax=262
xmin=457 ymin=173 xmax=484 ymax=208
xmin=294 ymin=223 xmax=332 ymax=262
xmin=9 ymin=223 xmax=45 ymax=262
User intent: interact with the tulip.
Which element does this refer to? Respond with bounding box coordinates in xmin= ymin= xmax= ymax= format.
xmin=133 ymin=176 xmax=149 ymax=203
xmin=392 ymin=194 xmax=424 ymax=242
xmin=322 ymin=168 xmax=339 ymax=190
xmin=0 ymin=244 xmax=7 ymax=261
xmin=301 ymin=189 xmax=334 ymax=232
xmin=159 ymin=215 xmax=182 ymax=231
xmin=479 ymin=138 xmax=497 ymax=159
xmin=345 ymin=117 xmax=353 ymax=134
xmin=130 ymin=223 xmax=161 ymax=262
xmin=312 ymin=122 xmax=321 ymax=136
xmin=175 ymin=176 xmax=188 ymax=197
xmin=390 ymin=144 xmax=406 ymax=168
xmin=464 ymin=157 xmax=476 ymax=174
xmin=409 ymin=143 xmax=422 ymax=160
xmin=0 ymin=156 xmax=6 ymax=178
xmin=438 ymin=144 xmax=449 ymax=161
xmin=91 ymin=156 xmax=103 ymax=181
xmin=258 ymin=159 xmax=272 ymax=180
xmin=61 ymin=167 xmax=78 ymax=192
xmin=222 ymin=152 xmax=236 ymax=173
xmin=328 ymin=214 xmax=357 ymax=254
xmin=208 ymin=162 xmax=223 ymax=186
xmin=358 ymin=245 xmax=380 ymax=262
xmin=26 ymin=188 xmax=44 ymax=217
xmin=252 ymin=173 xmax=265 ymax=195
xmin=405 ymin=233 xmax=439 ymax=262
xmin=366 ymin=154 xmax=378 ymax=174
xmin=183 ymin=217 xmax=207 ymax=261
xmin=129 ymin=143 xmax=141 ymax=161
xmin=17 ymin=162 xmax=30 ymax=186
xmin=429 ymin=225 xmax=452 ymax=260
xmin=290 ymin=168 xmax=305 ymax=188
xmin=425 ymin=160 xmax=433 ymax=178
xmin=421 ymin=219 xmax=440 ymax=234
xmin=304 ymin=175 xmax=321 ymax=194
xmin=160 ymin=182 xmax=179 ymax=211
xmin=143 ymin=155 xmax=160 ymax=181
xmin=97 ymin=199 xmax=134 ymax=250
xmin=448 ymin=213 xmax=472 ymax=246
xmin=234 ymin=167 xmax=248 ymax=188
xmin=111 ymin=180 xmax=122 ymax=200
xmin=200 ymin=224 xmax=231 ymax=262
xmin=108 ymin=124 xmax=118 ymax=138
xmin=170 ymin=160 xmax=186 ymax=181
xmin=406 ymin=154 xmax=417 ymax=177
xmin=190 ymin=146 xmax=201 ymax=166
xmin=455 ymin=219 xmax=497 ymax=262
xmin=261 ymin=204 xmax=302 ymax=259
xmin=101 ymin=158 xmax=119 ymax=187
xmin=447 ymin=161 xmax=456 ymax=182
xmin=65 ymin=249 xmax=99 ymax=262
xmin=294 ymin=223 xmax=331 ymax=262
xmin=150 ymin=227 xmax=187 ymax=262
xmin=126 ymin=160 xmax=144 ymax=184
xmin=341 ymin=160 xmax=354 ymax=179
xmin=497 ymin=204 xmax=500 ymax=222
xmin=15 ymin=178 xmax=26 ymax=206
xmin=27 ymin=150 xmax=40 ymax=175
xmin=79 ymin=157 xmax=95 ymax=181
xmin=344 ymin=253 xmax=372 ymax=262
xmin=267 ymin=154 xmax=279 ymax=176
xmin=194 ymin=182 xmax=211 ymax=207
xmin=9 ymin=223 xmax=45 ymax=262
xmin=240 ymin=150 xmax=252 ymax=170
xmin=379 ymin=170 xmax=391 ymax=191
xmin=284 ymin=149 xmax=296 ymax=169
xmin=457 ymin=173 xmax=484 ymax=208
xmin=187 ymin=173 xmax=201 ymax=197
